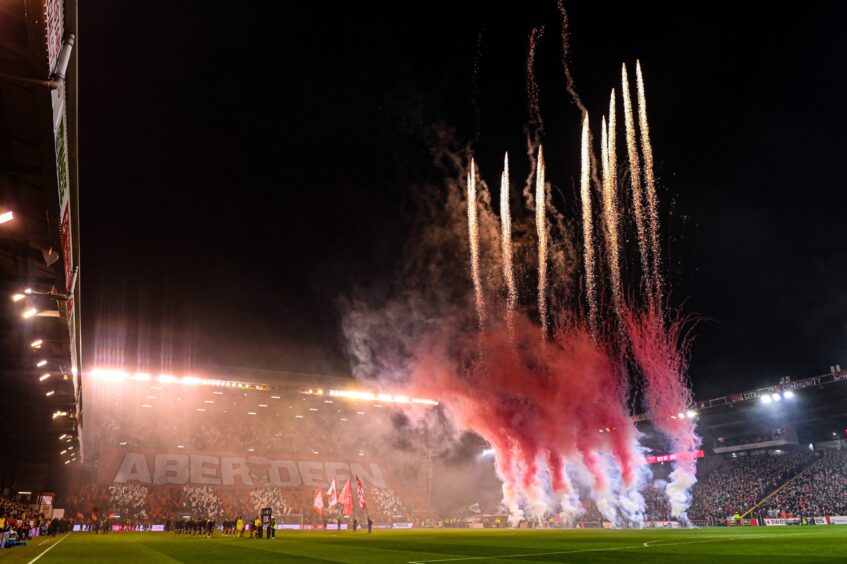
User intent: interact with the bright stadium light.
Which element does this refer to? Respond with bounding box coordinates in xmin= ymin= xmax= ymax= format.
xmin=686 ymin=409 xmax=697 ymax=418
xmin=0 ymin=211 xmax=13 ymax=224
xmin=39 ymin=373 xmax=51 ymax=381
xmin=12 ymin=293 xmax=25 ymax=302
xmin=677 ymin=412 xmax=686 ymax=419
xmin=31 ymin=339 xmax=43 ymax=348
xmin=22 ymin=308 xmax=38 ymax=318
xmin=59 ymin=434 xmax=67 ymax=440
xmin=45 ymin=390 xmax=54 ymax=396
xmin=771 ymin=393 xmax=781 ymax=401
xmin=36 ymin=359 xmax=47 ymax=367
xmin=761 ymin=394 xmax=772 ymax=404
xmin=783 ymin=390 xmax=795 ymax=399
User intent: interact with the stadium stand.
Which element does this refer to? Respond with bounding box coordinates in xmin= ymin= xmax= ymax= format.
xmin=762 ymin=449 xmax=847 ymax=517
xmin=687 ymin=451 xmax=816 ymax=520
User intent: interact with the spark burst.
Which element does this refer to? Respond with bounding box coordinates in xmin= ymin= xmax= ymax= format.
xmin=467 ymin=159 xmax=485 ymax=329
xmin=622 ymin=63 xmax=652 ymax=310
xmin=601 ymin=92 xmax=623 ymax=319
xmin=636 ymin=60 xmax=663 ymax=310
xmin=500 ymin=153 xmax=518 ymax=334
xmin=535 ymin=147 xmax=548 ymax=339
xmin=580 ymin=114 xmax=597 ymax=334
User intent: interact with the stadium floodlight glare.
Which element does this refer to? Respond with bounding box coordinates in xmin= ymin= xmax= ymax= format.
xmin=59 ymin=434 xmax=67 ymax=440
xmin=40 ymin=373 xmax=51 ymax=381
xmin=22 ymin=308 xmax=38 ymax=318
xmin=12 ymin=293 xmax=25 ymax=302
xmin=60 ymin=450 xmax=67 ymax=455
xmin=677 ymin=412 xmax=686 ymax=419
xmin=761 ymin=394 xmax=772 ymax=404
xmin=31 ymin=339 xmax=43 ymax=348
xmin=686 ymin=409 xmax=697 ymax=418
xmin=771 ymin=393 xmax=781 ymax=401
xmin=784 ymin=390 xmax=795 ymax=399
xmin=36 ymin=359 xmax=47 ymax=367
xmin=45 ymin=390 xmax=54 ymax=396
xmin=0 ymin=211 xmax=13 ymax=224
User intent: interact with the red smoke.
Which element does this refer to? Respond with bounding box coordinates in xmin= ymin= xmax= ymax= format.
xmin=408 ymin=313 xmax=644 ymax=521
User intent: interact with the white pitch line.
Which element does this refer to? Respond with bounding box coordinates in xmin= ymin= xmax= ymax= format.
xmin=407 ymin=533 xmax=766 ymax=563
xmin=27 ymin=533 xmax=70 ymax=564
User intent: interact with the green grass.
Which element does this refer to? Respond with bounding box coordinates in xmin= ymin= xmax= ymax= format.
xmin=1 ymin=526 xmax=845 ymax=563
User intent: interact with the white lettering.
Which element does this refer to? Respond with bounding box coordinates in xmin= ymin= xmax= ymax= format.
xmin=221 ymin=457 xmax=253 ymax=486
xmin=298 ymin=461 xmax=325 ymax=487
xmin=153 ymin=454 xmax=189 ymax=485
xmin=113 ymin=453 xmax=151 ymax=484
xmin=268 ymin=461 xmax=301 ymax=487
xmin=324 ymin=462 xmax=350 ymax=485
xmin=350 ymin=463 xmax=387 ymax=488
xmin=190 ymin=455 xmax=221 ymax=485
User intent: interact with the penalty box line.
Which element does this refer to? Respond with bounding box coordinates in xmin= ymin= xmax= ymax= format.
xmin=407 ymin=533 xmax=766 ymax=563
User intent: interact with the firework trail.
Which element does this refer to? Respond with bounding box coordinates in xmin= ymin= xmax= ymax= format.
xmin=622 ymin=63 xmax=652 ymax=309
xmin=601 ymin=97 xmax=623 ymax=320
xmin=535 ymin=147 xmax=548 ymax=338
xmin=580 ymin=115 xmax=597 ymax=335
xmin=500 ymin=153 xmax=518 ymax=334
xmin=467 ymin=159 xmax=486 ymax=329
xmin=556 ymin=0 xmax=603 ymax=192
xmin=527 ymin=27 xmax=545 ymax=136
xmin=636 ymin=60 xmax=663 ymax=310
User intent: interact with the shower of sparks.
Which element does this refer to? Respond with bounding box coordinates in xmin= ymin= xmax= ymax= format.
xmin=622 ymin=63 xmax=652 ymax=310
xmin=500 ymin=153 xmax=518 ymax=334
xmin=535 ymin=146 xmax=548 ymax=338
xmin=636 ymin=60 xmax=663 ymax=310
xmin=580 ymin=114 xmax=597 ymax=334
xmin=467 ymin=159 xmax=486 ymax=329
xmin=601 ymin=96 xmax=622 ymax=319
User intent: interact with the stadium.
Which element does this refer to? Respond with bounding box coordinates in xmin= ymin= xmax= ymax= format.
xmin=2 ymin=1 xmax=847 ymax=563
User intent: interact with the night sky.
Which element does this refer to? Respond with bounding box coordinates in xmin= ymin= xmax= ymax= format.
xmin=80 ymin=2 xmax=847 ymax=400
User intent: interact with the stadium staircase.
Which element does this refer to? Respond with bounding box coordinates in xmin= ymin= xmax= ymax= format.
xmin=741 ymin=454 xmax=821 ymax=518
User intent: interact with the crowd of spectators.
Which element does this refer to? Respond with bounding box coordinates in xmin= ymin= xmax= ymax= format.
xmin=687 ymin=450 xmax=815 ymax=520
xmin=762 ymin=449 xmax=847 ymax=517
xmin=1 ymin=496 xmax=70 ymax=548
xmin=713 ymin=428 xmax=787 ymax=448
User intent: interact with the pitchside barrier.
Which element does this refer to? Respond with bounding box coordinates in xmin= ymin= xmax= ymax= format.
xmin=763 ymin=516 xmax=847 ymax=526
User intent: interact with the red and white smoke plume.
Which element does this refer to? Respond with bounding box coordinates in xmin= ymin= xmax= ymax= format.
xmin=343 ymin=62 xmax=699 ymax=525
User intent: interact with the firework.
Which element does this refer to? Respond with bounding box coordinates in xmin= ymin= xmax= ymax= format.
xmin=500 ymin=153 xmax=518 ymax=333
xmin=467 ymin=159 xmax=486 ymax=329
xmin=622 ymin=63 xmax=652 ymax=309
xmin=580 ymin=114 xmax=597 ymax=334
xmin=636 ymin=60 xmax=663 ymax=310
xmin=535 ymin=147 xmax=548 ymax=338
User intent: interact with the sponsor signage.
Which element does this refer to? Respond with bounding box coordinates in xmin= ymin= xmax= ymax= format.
xmin=392 ymin=523 xmax=414 ymax=529
xmin=105 ymin=450 xmax=388 ymax=489
xmin=764 ymin=518 xmax=802 ymax=526
xmin=830 ymin=516 xmax=847 ymax=525
xmin=645 ymin=450 xmax=704 ymax=464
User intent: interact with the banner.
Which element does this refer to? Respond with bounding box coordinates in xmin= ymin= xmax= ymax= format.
xmin=645 ymin=450 xmax=705 ymax=464
xmin=764 ymin=518 xmax=802 ymax=526
xmin=830 ymin=516 xmax=847 ymax=525
xmin=103 ymin=450 xmax=388 ymax=489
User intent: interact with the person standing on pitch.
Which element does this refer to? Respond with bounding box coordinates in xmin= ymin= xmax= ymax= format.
xmin=254 ymin=515 xmax=261 ymax=539
xmin=269 ymin=517 xmax=275 ymax=539
xmin=236 ymin=516 xmax=244 ymax=538
xmin=367 ymin=516 xmax=373 ymax=533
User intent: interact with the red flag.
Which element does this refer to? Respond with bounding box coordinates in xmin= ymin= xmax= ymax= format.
xmin=326 ymin=479 xmax=338 ymax=509
xmin=355 ymin=476 xmax=367 ymax=510
xmin=313 ymin=488 xmax=324 ymax=515
xmin=339 ymin=478 xmax=354 ymax=517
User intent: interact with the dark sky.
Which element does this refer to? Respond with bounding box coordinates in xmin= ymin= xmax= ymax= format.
xmin=80 ymin=2 xmax=847 ymax=400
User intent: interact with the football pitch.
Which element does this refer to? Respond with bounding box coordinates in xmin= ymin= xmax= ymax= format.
xmin=1 ymin=526 xmax=844 ymax=563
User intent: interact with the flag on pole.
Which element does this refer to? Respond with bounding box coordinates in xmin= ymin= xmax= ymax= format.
xmin=355 ymin=475 xmax=367 ymax=510
xmin=313 ymin=488 xmax=324 ymax=515
xmin=339 ymin=478 xmax=354 ymax=517
xmin=326 ymin=479 xmax=338 ymax=509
